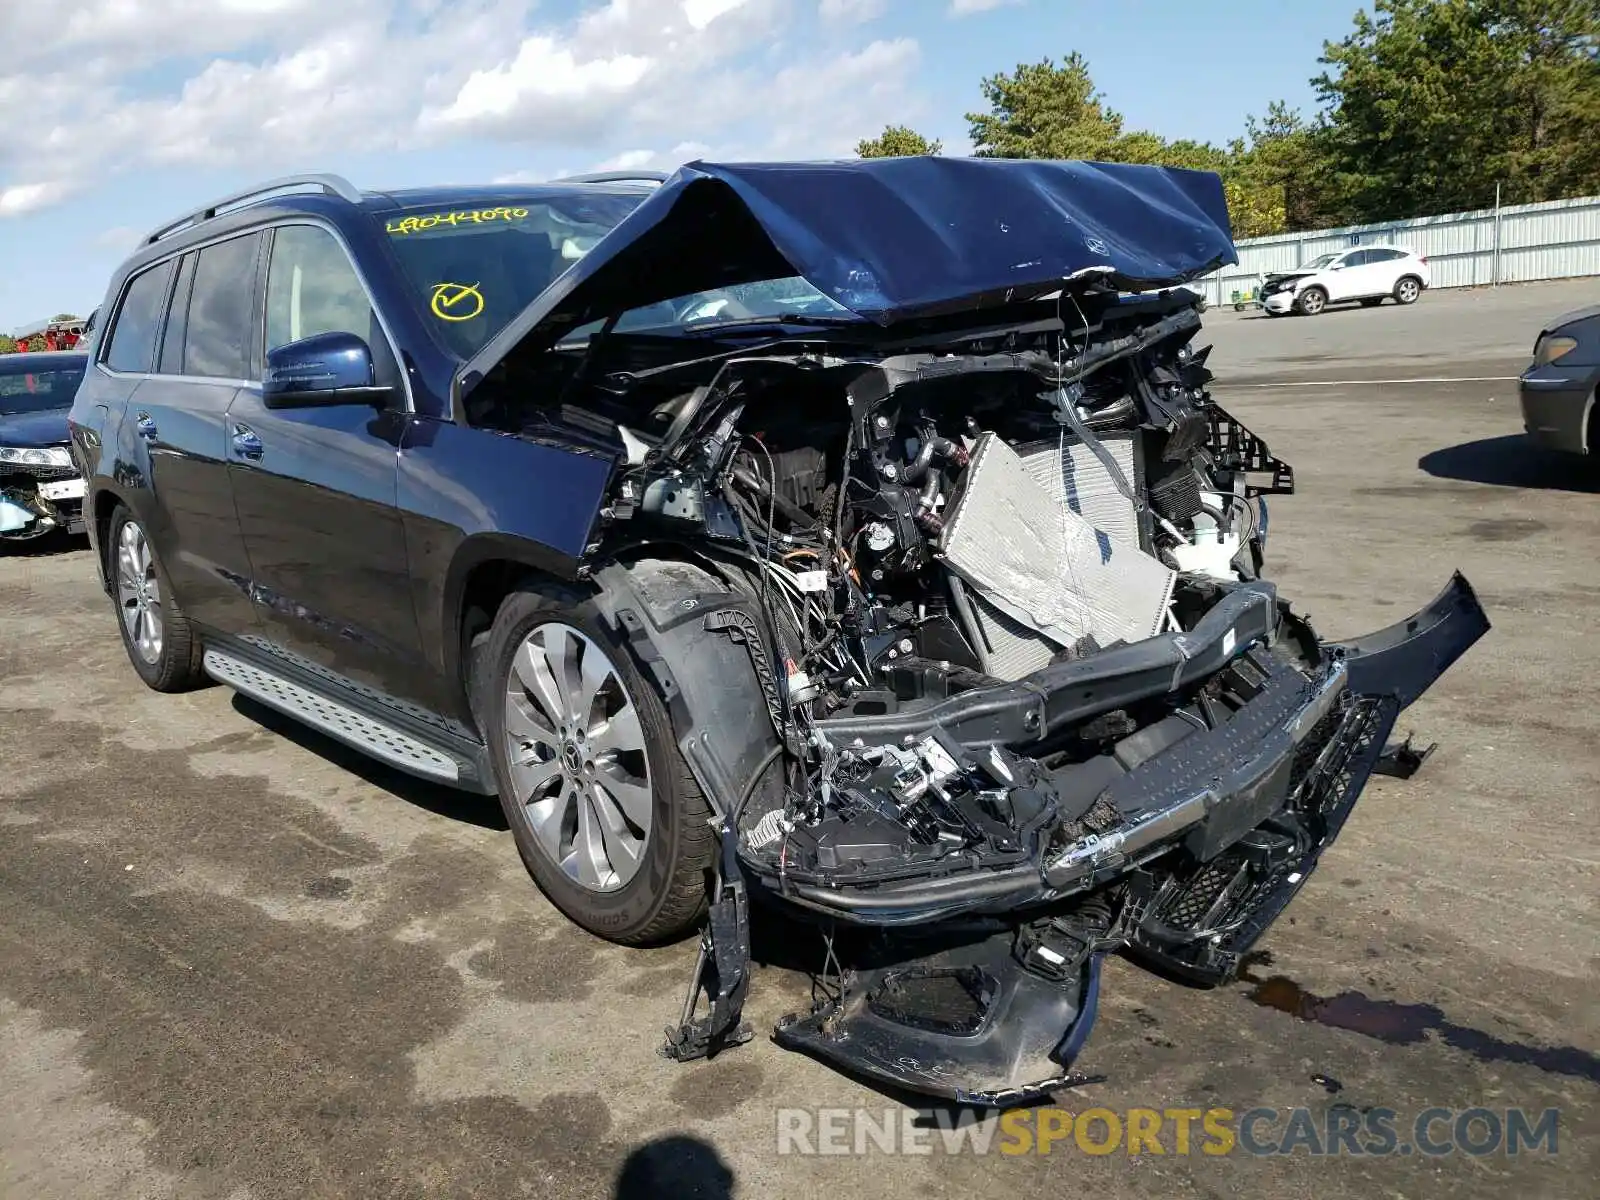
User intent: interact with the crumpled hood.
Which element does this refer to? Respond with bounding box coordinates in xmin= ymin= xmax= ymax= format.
xmin=0 ymin=407 xmax=70 ymax=448
xmin=462 ymin=157 xmax=1238 ymax=388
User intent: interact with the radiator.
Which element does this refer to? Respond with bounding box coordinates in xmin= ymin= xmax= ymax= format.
xmin=941 ymin=432 xmax=1175 ymax=681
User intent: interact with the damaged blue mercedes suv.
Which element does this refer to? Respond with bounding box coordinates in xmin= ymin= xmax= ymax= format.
xmin=69 ymin=159 xmax=1488 ymax=1104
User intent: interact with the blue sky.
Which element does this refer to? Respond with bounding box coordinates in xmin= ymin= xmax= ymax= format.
xmin=0 ymin=0 xmax=1358 ymax=332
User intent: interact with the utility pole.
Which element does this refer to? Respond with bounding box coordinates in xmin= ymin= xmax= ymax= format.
xmin=1491 ymin=182 xmax=1502 ymax=288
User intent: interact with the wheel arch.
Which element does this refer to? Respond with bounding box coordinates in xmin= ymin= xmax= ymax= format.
xmin=89 ymin=480 xmax=157 ymax=593
xmin=440 ymin=532 xmax=589 ymax=728
xmin=444 ymin=537 xmax=784 ymax=821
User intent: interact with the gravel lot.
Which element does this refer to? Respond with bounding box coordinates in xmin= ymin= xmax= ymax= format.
xmin=2 ymin=279 xmax=1596 ymax=1199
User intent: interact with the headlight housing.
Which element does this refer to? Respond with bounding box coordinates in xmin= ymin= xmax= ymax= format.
xmin=0 ymin=445 xmax=75 ymax=468
xmin=1533 ymin=334 xmax=1578 ymax=366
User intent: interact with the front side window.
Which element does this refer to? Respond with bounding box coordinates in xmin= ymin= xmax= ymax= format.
xmin=183 ymin=233 xmax=262 ymax=379
xmin=381 ymin=193 xmax=646 ymax=357
xmin=104 ymin=260 xmax=174 ymax=373
xmin=265 ymin=225 xmax=374 ymax=351
xmin=0 ymin=356 xmax=87 ymax=413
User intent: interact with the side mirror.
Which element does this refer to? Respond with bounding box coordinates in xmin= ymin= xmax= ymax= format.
xmin=1328 ymin=261 xmax=1345 ymax=270
xmin=263 ymin=331 xmax=395 ymax=410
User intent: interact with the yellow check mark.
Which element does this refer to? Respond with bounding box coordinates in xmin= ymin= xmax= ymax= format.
xmin=431 ymin=282 xmax=484 ymax=322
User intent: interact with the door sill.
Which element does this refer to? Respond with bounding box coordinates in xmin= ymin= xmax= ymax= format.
xmin=203 ymin=648 xmax=491 ymax=791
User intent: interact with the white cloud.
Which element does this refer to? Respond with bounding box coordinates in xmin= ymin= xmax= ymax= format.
xmin=949 ymin=0 xmax=1021 ymax=14
xmin=682 ymin=0 xmax=748 ymax=30
xmin=0 ymin=0 xmax=926 ymax=219
xmin=0 ymin=182 xmax=72 ymax=216
xmin=422 ymin=37 xmax=652 ymax=133
xmin=819 ymin=0 xmax=887 ymax=22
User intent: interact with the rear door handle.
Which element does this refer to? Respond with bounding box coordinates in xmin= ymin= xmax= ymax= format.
xmin=231 ymin=424 xmax=263 ymax=460
xmin=135 ymin=412 xmax=157 ymax=440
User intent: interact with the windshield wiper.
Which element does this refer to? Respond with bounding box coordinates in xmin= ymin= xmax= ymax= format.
xmin=680 ymin=312 xmax=865 ymax=334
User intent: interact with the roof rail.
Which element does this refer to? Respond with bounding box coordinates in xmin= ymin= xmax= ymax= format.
xmin=562 ymin=171 xmax=669 ymax=186
xmin=143 ymin=173 xmax=363 ymax=246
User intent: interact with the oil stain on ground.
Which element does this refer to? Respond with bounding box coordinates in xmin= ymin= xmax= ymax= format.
xmin=1463 ymin=517 xmax=1548 ymax=543
xmin=1244 ymin=973 xmax=1600 ymax=1085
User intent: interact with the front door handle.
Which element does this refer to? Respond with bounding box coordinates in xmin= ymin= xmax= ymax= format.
xmin=231 ymin=424 xmax=263 ymax=460
xmin=135 ymin=412 xmax=157 ymax=440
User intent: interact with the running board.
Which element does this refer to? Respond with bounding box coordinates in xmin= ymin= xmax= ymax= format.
xmin=203 ymin=649 xmax=463 ymax=783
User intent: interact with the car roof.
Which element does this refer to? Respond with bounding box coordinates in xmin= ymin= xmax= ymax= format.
xmin=115 ymin=176 xmax=656 ymax=278
xmin=367 ymin=182 xmax=659 ymax=210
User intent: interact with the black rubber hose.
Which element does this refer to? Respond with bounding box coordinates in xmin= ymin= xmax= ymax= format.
xmin=731 ymin=465 xmax=813 ymax=528
xmin=901 ymin=435 xmax=955 ymax=483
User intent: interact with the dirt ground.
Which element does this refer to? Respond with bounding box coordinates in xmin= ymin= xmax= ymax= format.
xmin=2 ymin=279 xmax=1596 ymax=1198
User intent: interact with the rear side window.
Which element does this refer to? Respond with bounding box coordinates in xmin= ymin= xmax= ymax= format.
xmin=159 ymin=253 xmax=197 ymax=374
xmin=1367 ymin=248 xmax=1405 ymax=263
xmin=183 ymin=233 xmax=262 ymax=379
xmin=104 ymin=260 xmax=174 ymax=373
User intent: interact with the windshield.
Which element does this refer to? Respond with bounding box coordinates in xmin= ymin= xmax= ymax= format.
xmin=1301 ymin=253 xmax=1340 ymax=270
xmin=562 ymin=277 xmax=856 ymax=346
xmin=383 ymin=194 xmax=646 ymax=357
xmin=0 ymin=357 xmax=86 ymax=415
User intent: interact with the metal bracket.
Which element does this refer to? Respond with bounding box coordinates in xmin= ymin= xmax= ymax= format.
xmin=1375 ymin=732 xmax=1437 ymax=779
xmin=660 ymin=825 xmax=754 ymax=1062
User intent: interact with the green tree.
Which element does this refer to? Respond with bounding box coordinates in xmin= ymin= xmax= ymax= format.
xmin=964 ymin=54 xmax=1297 ymax=237
xmin=966 ymin=54 xmax=1125 ymax=159
xmin=855 ymin=125 xmax=943 ymax=157
xmin=1315 ymin=0 xmax=1600 ymax=221
xmin=50 ymin=312 xmax=80 ymax=322
xmin=0 ymin=335 xmax=17 ymax=354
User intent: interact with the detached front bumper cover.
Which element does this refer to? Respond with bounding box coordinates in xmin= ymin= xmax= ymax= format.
xmin=681 ymin=574 xmax=1487 ymax=1105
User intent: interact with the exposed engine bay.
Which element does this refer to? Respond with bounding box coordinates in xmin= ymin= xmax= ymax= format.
xmin=474 ymin=285 xmax=1488 ymax=1104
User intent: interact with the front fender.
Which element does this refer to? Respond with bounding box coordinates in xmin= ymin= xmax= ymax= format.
xmin=592 ymin=557 xmax=783 ymax=824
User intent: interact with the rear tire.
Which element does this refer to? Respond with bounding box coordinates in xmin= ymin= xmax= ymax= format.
xmin=107 ymin=505 xmax=206 ymax=692
xmin=477 ymin=582 xmax=714 ymax=945
xmin=1393 ymin=275 xmax=1422 ymax=305
xmin=1295 ymin=286 xmax=1328 ymax=316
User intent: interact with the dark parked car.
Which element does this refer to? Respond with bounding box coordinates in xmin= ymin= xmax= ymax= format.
xmin=1 ymin=350 xmax=89 ymax=542
xmin=1520 ymin=303 xmax=1599 ymax=457
xmin=68 ymin=161 xmax=1488 ymax=1104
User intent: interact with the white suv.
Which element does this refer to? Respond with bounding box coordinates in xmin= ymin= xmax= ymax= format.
xmin=1260 ymin=245 xmax=1430 ymax=316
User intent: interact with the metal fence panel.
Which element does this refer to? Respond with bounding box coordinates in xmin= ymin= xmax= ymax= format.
xmin=1191 ymin=194 xmax=1600 ymax=307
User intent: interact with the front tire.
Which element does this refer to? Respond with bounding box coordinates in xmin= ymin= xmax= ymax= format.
xmin=107 ymin=506 xmax=206 ymax=692
xmin=478 ymin=584 xmax=714 ymax=945
xmin=1295 ymin=286 xmax=1328 ymax=316
xmin=1394 ymin=275 xmax=1422 ymax=305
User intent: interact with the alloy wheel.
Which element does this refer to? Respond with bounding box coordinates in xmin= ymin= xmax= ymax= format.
xmin=1301 ymin=288 xmax=1326 ymax=315
xmin=1397 ymin=279 xmax=1420 ymax=303
xmin=502 ymin=621 xmax=653 ymax=892
xmin=116 ymin=521 xmax=163 ymax=664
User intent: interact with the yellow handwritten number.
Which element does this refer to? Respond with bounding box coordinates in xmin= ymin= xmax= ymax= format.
xmin=431 ymin=282 xmax=484 ymax=322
